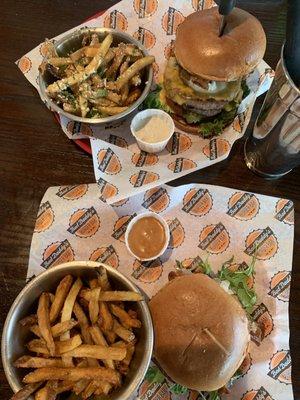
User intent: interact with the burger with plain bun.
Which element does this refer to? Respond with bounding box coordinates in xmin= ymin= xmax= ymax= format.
xmin=145 ymin=7 xmax=266 ymax=137
xmin=149 ymin=270 xmax=253 ymax=395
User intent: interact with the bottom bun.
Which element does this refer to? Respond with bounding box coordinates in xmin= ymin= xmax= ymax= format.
xmin=149 ymin=274 xmax=250 ymax=391
xmin=172 ymin=114 xmax=200 ymax=135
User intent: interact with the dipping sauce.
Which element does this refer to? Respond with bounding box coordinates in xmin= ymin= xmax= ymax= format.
xmin=127 ymin=216 xmax=167 ymax=259
xmin=135 ymin=116 xmax=171 ymax=143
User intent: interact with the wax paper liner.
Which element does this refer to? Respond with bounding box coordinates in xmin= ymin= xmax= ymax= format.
xmin=27 ymin=182 xmax=294 ymax=400
xmin=16 ymin=0 xmax=274 ymax=204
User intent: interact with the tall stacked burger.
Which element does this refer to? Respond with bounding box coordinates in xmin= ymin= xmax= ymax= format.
xmin=146 ymin=7 xmax=266 ymax=137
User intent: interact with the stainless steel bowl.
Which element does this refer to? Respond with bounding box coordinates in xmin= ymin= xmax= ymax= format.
xmin=39 ymin=27 xmax=153 ymax=126
xmin=1 ymin=261 xmax=154 ymax=399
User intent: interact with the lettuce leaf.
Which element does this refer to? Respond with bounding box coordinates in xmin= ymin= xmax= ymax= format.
xmin=145 ymin=366 xmax=165 ymax=384
xmin=169 ymin=384 xmax=188 ymax=394
xmin=143 ymin=85 xmax=172 ymax=113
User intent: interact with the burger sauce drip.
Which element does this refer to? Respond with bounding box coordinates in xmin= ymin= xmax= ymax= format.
xmin=128 ymin=216 xmax=166 ymax=259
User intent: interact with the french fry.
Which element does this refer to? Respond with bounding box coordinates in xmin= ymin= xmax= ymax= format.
xmin=27 ymin=334 xmax=82 ymax=356
xmin=113 ymin=319 xmax=135 ymax=343
xmin=96 ymin=266 xmax=111 ymax=290
xmin=30 ymin=319 xmax=77 ymax=339
xmin=37 ymin=293 xmax=55 ymax=356
xmin=80 ymin=289 xmax=142 ymax=302
xmin=14 ymin=355 xmax=64 ymax=368
xmin=103 ymin=330 xmax=117 ymax=344
xmin=99 ymin=302 xmax=114 ymax=332
xmin=89 ymin=278 xmax=99 ymax=289
xmin=23 ymin=367 xmax=121 ymax=386
xmin=96 ymin=106 xmax=128 ymax=116
xmin=62 ymin=344 xmax=126 ymax=361
xmin=73 ymin=379 xmax=90 ymax=395
xmin=89 ymin=325 xmax=115 ymax=369
xmin=52 ymin=380 xmax=74 ymax=395
xmin=125 ymin=88 xmax=142 ymax=106
xmin=88 ymin=287 xmax=101 ymax=324
xmin=73 ymin=302 xmax=92 ymax=345
xmin=122 ymin=343 xmax=135 ymax=367
xmin=48 ymin=57 xmax=73 ymax=67
xmin=94 ymin=381 xmax=112 ymax=395
xmin=110 ymin=304 xmax=141 ymax=328
xmin=81 ymin=381 xmax=98 ymax=399
xmin=49 ymin=275 xmax=73 ymax=323
xmin=11 ymin=383 xmax=43 ymax=400
xmin=19 ymin=314 xmax=37 ymax=327
xmin=34 ymin=387 xmax=48 ymax=400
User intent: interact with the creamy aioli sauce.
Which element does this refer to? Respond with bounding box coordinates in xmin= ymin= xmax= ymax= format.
xmin=128 ymin=216 xmax=166 ymax=259
xmin=188 ymin=79 xmax=228 ymax=94
xmin=135 ymin=116 xmax=170 ymax=143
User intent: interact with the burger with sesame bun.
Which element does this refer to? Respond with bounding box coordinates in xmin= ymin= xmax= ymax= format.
xmin=144 ymin=7 xmax=266 ymax=137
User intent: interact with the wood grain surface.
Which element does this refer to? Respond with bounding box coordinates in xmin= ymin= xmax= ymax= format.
xmin=1 ymin=0 xmax=299 ymax=398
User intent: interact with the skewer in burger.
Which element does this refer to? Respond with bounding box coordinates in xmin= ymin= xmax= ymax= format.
xmin=149 ymin=260 xmax=257 ymax=396
xmin=145 ymin=7 xmax=266 ymax=137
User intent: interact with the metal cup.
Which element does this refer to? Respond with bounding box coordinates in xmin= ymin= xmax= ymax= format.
xmin=244 ymin=45 xmax=300 ymax=178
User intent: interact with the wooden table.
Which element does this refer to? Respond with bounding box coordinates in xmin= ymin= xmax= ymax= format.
xmin=0 ymin=0 xmax=298 ymax=398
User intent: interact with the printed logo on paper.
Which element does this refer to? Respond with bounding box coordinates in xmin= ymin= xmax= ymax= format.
xmin=167 ymin=218 xmax=185 ymax=249
xmin=142 ymin=187 xmax=170 ymax=213
xmin=162 ymin=7 xmax=185 ymax=35
xmin=227 ymin=192 xmax=260 ymax=220
xmin=241 ymin=387 xmax=273 ymax=400
xmin=41 ymin=239 xmax=74 ymax=269
xmin=250 ymin=303 xmax=274 ymax=345
xmin=34 ymin=201 xmax=55 ymax=233
xmin=105 ymin=134 xmax=128 ymax=148
xmin=104 ymin=10 xmax=128 ymax=31
xmin=97 ymin=178 xmax=118 ymax=202
xmin=167 ymin=158 xmax=196 ymax=173
xmin=199 ymin=223 xmax=230 ymax=254
xmin=245 ymin=227 xmax=278 ymax=260
xmin=131 ymin=151 xmax=158 ymax=167
xmin=112 ymin=214 xmax=137 ymax=242
xmin=152 ymin=62 xmax=159 ymax=79
xmin=233 ymin=112 xmax=246 ymax=133
xmin=17 ymin=56 xmax=32 ymax=74
xmin=192 ymin=0 xmax=215 ymax=11
xmin=67 ymin=207 xmax=100 ymax=238
xmin=132 ymin=258 xmax=163 ymax=283
xmin=202 ymin=138 xmax=230 ymax=160
xmin=89 ymin=245 xmax=119 ymax=269
xmin=39 ymin=41 xmax=51 ymax=57
xmin=98 ymin=148 xmax=122 ymax=175
xmin=164 ymin=40 xmax=175 ymax=59
xmin=269 ymin=271 xmax=291 ymax=302
xmin=176 ymin=256 xmax=204 ymax=273
xmin=268 ymin=350 xmax=291 ymax=384
xmin=133 ymin=0 xmax=158 ymax=18
xmin=239 ymin=353 xmax=253 ymax=376
xmin=56 ymin=184 xmax=88 ymax=200
xmin=66 ymin=121 xmax=93 ymax=136
xmin=133 ymin=27 xmax=156 ymax=50
xmin=182 ymin=188 xmax=213 ymax=217
xmin=111 ymin=198 xmax=129 ymax=207
xmin=275 ymin=199 xmax=294 ymax=225
xmin=166 ymin=132 xmax=192 ymax=154
xmin=138 ymin=375 xmax=170 ymax=399
xmin=130 ymin=170 xmax=159 ymax=187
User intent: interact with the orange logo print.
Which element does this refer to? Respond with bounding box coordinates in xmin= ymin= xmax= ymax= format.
xmin=132 ymin=258 xmax=163 ymax=283
xmin=182 ymin=188 xmax=213 ymax=217
xmin=112 ymin=214 xmax=137 ymax=242
xmin=98 ymin=149 xmax=122 ymax=175
xmin=227 ymin=192 xmax=260 ymax=220
xmin=105 ymin=134 xmax=128 ymax=148
xmin=89 ymin=245 xmax=119 ymax=269
xmin=131 ymin=151 xmax=158 ymax=167
xmin=142 ymin=187 xmax=170 ymax=213
xmin=164 ymin=40 xmax=175 ymax=59
xmin=34 ymin=201 xmax=55 ymax=233
xmin=268 ymin=350 xmax=291 ymax=384
xmin=56 ymin=184 xmax=88 ymax=200
xmin=130 ymin=170 xmax=159 ymax=187
xmin=241 ymin=387 xmax=273 ymax=400
xmin=162 ymin=7 xmax=185 ymax=35
xmin=111 ymin=198 xmax=129 ymax=207
xmin=233 ymin=111 xmax=247 ymax=133
xmin=41 ymin=239 xmax=74 ymax=269
xmin=167 ymin=218 xmax=185 ymax=249
xmin=133 ymin=0 xmax=158 ymax=18
xmin=152 ymin=62 xmax=159 ymax=80
xmin=97 ymin=178 xmax=118 ymax=202
xmin=192 ymin=0 xmax=215 ymax=11
xmin=177 ymin=256 xmax=204 ymax=273
xmin=66 ymin=121 xmax=93 ymax=136
xmin=139 ymin=376 xmax=170 ymax=400
xmin=104 ymin=10 xmax=128 ymax=31
xmin=133 ymin=27 xmax=156 ymax=50
xmin=250 ymin=303 xmax=274 ymax=345
xmin=275 ymin=199 xmax=294 ymax=225
xmin=199 ymin=223 xmax=230 ymax=254
xmin=203 ymin=138 xmax=231 ymax=160
xmin=18 ymin=56 xmax=32 ymax=74
xmin=269 ymin=271 xmax=291 ymax=302
xmin=166 ymin=131 xmax=192 ymax=154
xmin=168 ymin=158 xmax=197 ymax=173
xmin=245 ymin=227 xmax=278 ymax=260
xmin=68 ymin=207 xmax=100 ymax=238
